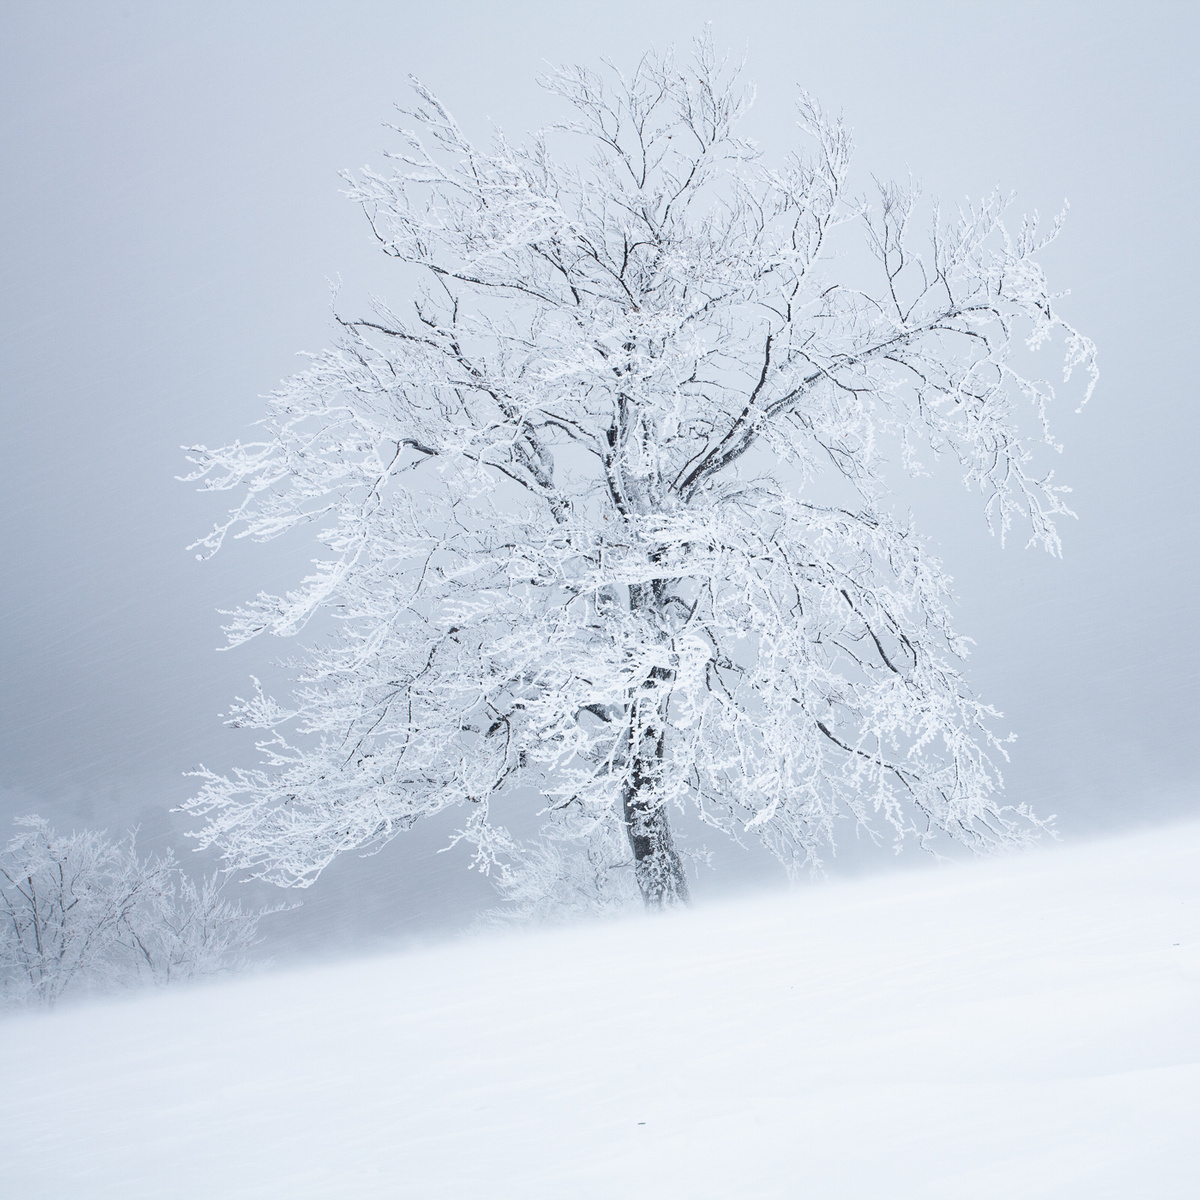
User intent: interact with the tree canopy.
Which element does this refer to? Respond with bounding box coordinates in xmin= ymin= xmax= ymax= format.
xmin=183 ymin=36 xmax=1096 ymax=910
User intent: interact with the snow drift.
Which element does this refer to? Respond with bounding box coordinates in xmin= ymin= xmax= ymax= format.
xmin=1 ymin=819 xmax=1197 ymax=1199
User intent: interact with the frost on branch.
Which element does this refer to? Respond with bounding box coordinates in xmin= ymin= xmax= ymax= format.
xmin=181 ymin=34 xmax=1094 ymax=912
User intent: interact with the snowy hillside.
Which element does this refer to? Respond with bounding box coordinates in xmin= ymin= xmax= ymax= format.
xmin=2 ymin=820 xmax=1197 ymax=1199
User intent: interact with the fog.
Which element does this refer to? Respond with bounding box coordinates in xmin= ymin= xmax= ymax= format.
xmin=2 ymin=1 xmax=1197 ymax=954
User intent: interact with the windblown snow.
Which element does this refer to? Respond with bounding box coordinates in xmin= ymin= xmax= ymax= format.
xmin=2 ymin=820 xmax=1197 ymax=1199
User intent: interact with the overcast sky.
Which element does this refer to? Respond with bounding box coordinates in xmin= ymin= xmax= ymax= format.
xmin=2 ymin=1 xmax=1197 ymax=943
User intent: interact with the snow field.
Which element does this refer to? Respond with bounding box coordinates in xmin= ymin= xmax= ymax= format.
xmin=1 ymin=819 xmax=1197 ymax=1199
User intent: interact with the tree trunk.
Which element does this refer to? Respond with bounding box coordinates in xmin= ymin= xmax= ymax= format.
xmin=622 ymin=582 xmax=689 ymax=908
xmin=623 ymin=783 xmax=690 ymax=908
xmin=622 ymin=688 xmax=689 ymax=908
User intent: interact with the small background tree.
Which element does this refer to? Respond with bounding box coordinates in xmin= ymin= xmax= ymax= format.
xmin=0 ymin=816 xmax=270 ymax=1008
xmin=182 ymin=35 xmax=1095 ymax=912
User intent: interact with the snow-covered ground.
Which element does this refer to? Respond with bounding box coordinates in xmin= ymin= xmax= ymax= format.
xmin=2 ymin=820 xmax=1197 ymax=1199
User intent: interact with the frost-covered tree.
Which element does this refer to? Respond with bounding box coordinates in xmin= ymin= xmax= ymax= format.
xmin=182 ymin=37 xmax=1095 ymax=910
xmin=122 ymin=862 xmax=274 ymax=988
xmin=0 ymin=817 xmax=269 ymax=1008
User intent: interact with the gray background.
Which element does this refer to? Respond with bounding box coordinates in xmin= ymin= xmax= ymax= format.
xmin=2 ymin=1 xmax=1196 ymax=954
